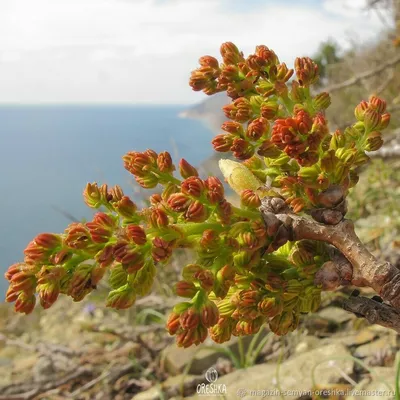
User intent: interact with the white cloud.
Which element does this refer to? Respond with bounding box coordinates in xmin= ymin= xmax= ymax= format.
xmin=0 ymin=0 xmax=390 ymax=103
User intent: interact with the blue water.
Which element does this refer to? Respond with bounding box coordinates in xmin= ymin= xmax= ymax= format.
xmin=0 ymin=106 xmax=214 ymax=295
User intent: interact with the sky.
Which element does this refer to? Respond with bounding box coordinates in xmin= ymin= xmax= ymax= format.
xmin=0 ymin=0 xmax=393 ymax=104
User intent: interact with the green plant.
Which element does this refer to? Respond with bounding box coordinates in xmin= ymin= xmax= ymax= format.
xmin=5 ymin=41 xmax=399 ymax=348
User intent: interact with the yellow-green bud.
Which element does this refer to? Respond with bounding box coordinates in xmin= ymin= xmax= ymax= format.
xmin=219 ymin=159 xmax=263 ymax=195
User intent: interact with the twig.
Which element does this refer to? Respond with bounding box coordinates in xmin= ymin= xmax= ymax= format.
xmin=343 ymin=295 xmax=400 ymax=333
xmin=0 ymin=333 xmax=81 ymax=357
xmin=0 ymin=367 xmax=92 ymax=400
xmin=325 ymin=53 xmax=400 ymax=93
xmin=68 ymin=370 xmax=111 ymax=398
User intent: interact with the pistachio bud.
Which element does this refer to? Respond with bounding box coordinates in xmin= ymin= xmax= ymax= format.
xmin=219 ymin=159 xmax=263 ymax=195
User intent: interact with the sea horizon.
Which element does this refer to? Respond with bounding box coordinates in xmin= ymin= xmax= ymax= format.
xmin=0 ymin=104 xmax=215 ymax=296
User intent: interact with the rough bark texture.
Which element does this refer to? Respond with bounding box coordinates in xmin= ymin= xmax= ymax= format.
xmin=343 ymin=294 xmax=400 ymax=334
xmin=260 ymin=197 xmax=400 ymax=308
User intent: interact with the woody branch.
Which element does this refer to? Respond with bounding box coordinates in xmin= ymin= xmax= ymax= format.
xmin=260 ymin=197 xmax=400 ymax=308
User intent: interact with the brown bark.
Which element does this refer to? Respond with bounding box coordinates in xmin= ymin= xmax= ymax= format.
xmin=260 ymin=197 xmax=400 ymax=308
xmin=343 ymin=294 xmax=400 ymax=334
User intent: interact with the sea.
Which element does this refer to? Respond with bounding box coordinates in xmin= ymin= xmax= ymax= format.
xmin=0 ymin=105 xmax=215 ymax=296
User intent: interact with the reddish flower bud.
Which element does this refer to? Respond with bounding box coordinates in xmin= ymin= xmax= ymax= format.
xmin=223 ymin=98 xmax=253 ymax=123
xmin=294 ymin=57 xmax=319 ymax=86
xmin=24 ymin=234 xmax=59 ymax=264
xmin=149 ymin=207 xmax=169 ymax=228
xmin=221 ymin=121 xmax=244 ymax=135
xmin=83 ymin=182 xmax=103 ymax=208
xmin=194 ymin=269 xmax=214 ymax=291
xmin=212 ymin=133 xmax=234 ymax=152
xmin=240 ymin=189 xmax=261 ymax=208
xmin=210 ymin=317 xmax=235 ymax=343
xmin=64 ymin=223 xmax=92 ymax=249
xmin=113 ymin=241 xmax=145 ymax=273
xmin=14 ymin=292 xmax=36 ymax=314
xmin=200 ymin=229 xmax=218 ymax=248
xmin=152 ymin=237 xmax=173 ymax=262
xmin=136 ymin=174 xmax=159 ymax=189
xmin=220 ymin=42 xmax=243 ymax=65
xmin=166 ymin=312 xmax=181 ymax=335
xmin=365 ymin=131 xmax=383 ymax=151
xmin=126 ymin=225 xmax=147 ymax=245
xmin=144 ymin=149 xmax=158 ymax=162
xmin=260 ymin=101 xmax=279 ymax=120
xmin=257 ymin=140 xmax=281 ymax=158
xmin=5 ymin=263 xmax=25 ymax=282
xmin=37 ymin=233 xmax=62 ymax=249
xmin=67 ymin=263 xmax=94 ymax=300
xmin=205 ymin=176 xmax=225 ymax=203
xmin=86 ymin=213 xmax=115 ymax=243
xmin=175 ymin=280 xmax=198 ymax=298
xmin=162 ymin=183 xmax=180 ymax=201
xmin=167 ymin=193 xmax=191 ymax=212
xmin=216 ymin=199 xmax=232 ymax=224
xmin=231 ymin=138 xmax=254 ymax=160
xmin=246 ymin=117 xmax=269 ymax=141
xmin=5 ymin=286 xmax=19 ymax=303
xmin=258 ymin=296 xmax=283 ymax=318
xmin=108 ymin=185 xmax=124 ymax=202
xmin=113 ymin=195 xmax=138 ymax=219
xmin=106 ymin=286 xmax=136 ymax=309
xmin=199 ymin=55 xmax=219 ymax=69
xmin=189 ymin=69 xmax=218 ymax=93
xmin=378 ymin=113 xmax=390 ymax=130
xmin=157 ymin=151 xmax=175 ymax=173
xmin=275 ymin=63 xmax=294 ymax=82
xmin=313 ymin=92 xmax=331 ymax=110
xmin=201 ymin=301 xmax=219 ymax=327
xmin=246 ymin=54 xmax=267 ymax=71
xmin=180 ymin=307 xmax=200 ymax=330
xmin=37 ymin=266 xmax=65 ymax=309
xmin=354 ymin=100 xmax=369 ymax=121
xmin=364 ymin=109 xmax=381 ymax=131
xmin=185 ymin=201 xmax=208 ymax=222
xmin=149 ymin=193 xmax=163 ymax=205
xmin=95 ymin=245 xmax=115 ymax=268
xmin=182 ymin=264 xmax=203 ymax=281
xmin=255 ymin=45 xmax=278 ymax=65
xmin=51 ymin=249 xmax=71 ymax=265
xmin=179 ymin=158 xmax=199 ymax=179
xmin=10 ymin=270 xmax=36 ymax=292
xmin=176 ymin=325 xmax=208 ymax=348
xmin=235 ymin=317 xmax=264 ymax=336
xmin=123 ymin=151 xmax=154 ymax=177
xmin=181 ymin=177 xmax=205 ymax=198
xmin=369 ymin=95 xmax=386 ymax=113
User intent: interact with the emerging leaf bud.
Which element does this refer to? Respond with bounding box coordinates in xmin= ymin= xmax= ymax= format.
xmin=219 ymin=159 xmax=262 ymax=195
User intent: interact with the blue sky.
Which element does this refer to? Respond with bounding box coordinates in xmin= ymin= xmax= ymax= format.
xmin=0 ymin=0 xmax=392 ymax=104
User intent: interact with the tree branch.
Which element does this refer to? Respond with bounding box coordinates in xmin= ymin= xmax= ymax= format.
xmin=325 ymin=53 xmax=400 ymax=93
xmin=343 ymin=294 xmax=400 ymax=334
xmin=260 ymin=197 xmax=400 ymax=308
